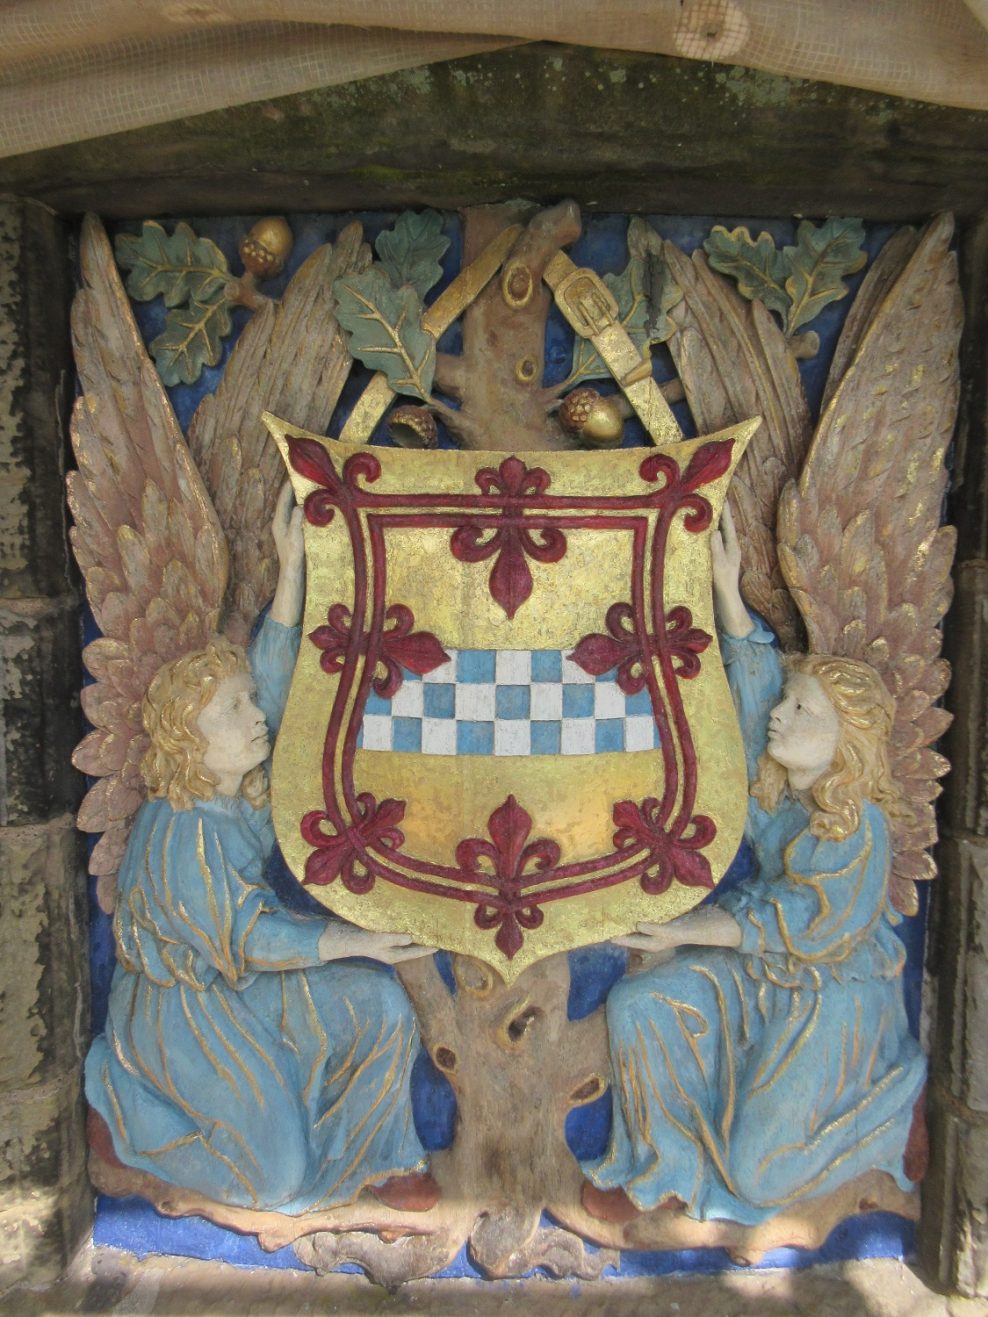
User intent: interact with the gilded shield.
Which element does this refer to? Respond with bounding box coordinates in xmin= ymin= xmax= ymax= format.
xmin=268 ymin=414 xmax=757 ymax=980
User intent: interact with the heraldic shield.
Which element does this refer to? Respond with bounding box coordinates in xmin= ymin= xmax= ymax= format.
xmin=267 ymin=413 xmax=758 ymax=980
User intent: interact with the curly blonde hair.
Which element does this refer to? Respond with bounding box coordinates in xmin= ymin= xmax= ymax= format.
xmin=140 ymin=638 xmax=268 ymax=812
xmin=751 ymin=654 xmax=910 ymax=842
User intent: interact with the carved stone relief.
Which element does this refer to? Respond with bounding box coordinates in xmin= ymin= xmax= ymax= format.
xmin=69 ymin=202 xmax=961 ymax=1285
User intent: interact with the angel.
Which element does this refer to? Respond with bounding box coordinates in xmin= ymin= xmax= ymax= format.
xmin=70 ymin=215 xmax=437 ymax=1215
xmin=576 ymin=214 xmax=962 ymax=1231
xmin=582 ymin=506 xmax=926 ymax=1224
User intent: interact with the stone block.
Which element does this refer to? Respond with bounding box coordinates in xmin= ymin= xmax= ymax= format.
xmin=0 ymin=198 xmax=73 ymax=601
xmin=922 ymin=1096 xmax=988 ymax=1297
xmin=0 ymin=815 xmax=88 ymax=1094
xmin=942 ymin=559 xmax=988 ymax=838
xmin=0 ymin=1069 xmax=90 ymax=1293
xmin=0 ymin=596 xmax=82 ymax=827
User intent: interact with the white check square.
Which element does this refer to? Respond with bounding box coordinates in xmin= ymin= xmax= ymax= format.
xmin=561 ymin=719 xmax=595 ymax=755
xmin=494 ymin=720 xmax=532 ymax=756
xmin=495 ymin=650 xmax=532 ymax=684
xmin=390 ymin=680 xmax=424 ymax=718
xmin=360 ymin=715 xmax=393 ymax=751
xmin=422 ymin=655 xmax=455 ymax=683
xmin=593 ymin=681 xmax=626 ymax=719
xmin=561 ymin=655 xmax=595 ymax=684
xmin=625 ymin=715 xmax=656 ymax=752
xmin=421 ymin=718 xmax=457 ymax=755
xmin=455 ymin=682 xmax=496 ymax=721
xmin=529 ymin=682 xmax=563 ymax=720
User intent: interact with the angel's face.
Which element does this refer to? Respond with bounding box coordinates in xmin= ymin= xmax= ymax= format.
xmin=767 ymin=673 xmax=841 ymax=789
xmin=197 ymin=672 xmax=270 ymax=792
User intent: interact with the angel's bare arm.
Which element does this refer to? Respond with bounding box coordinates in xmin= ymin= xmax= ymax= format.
xmin=318 ymin=924 xmax=436 ymax=965
xmin=612 ymin=906 xmax=742 ymax=954
xmin=270 ymin=481 xmax=305 ymax=627
xmin=712 ymin=504 xmax=753 ymax=639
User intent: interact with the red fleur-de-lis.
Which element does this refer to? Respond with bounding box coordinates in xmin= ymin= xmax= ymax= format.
xmin=309 ymin=603 xmax=449 ymax=697
xmin=301 ymin=794 xmax=406 ymax=892
xmin=450 ymin=457 xmax=567 ymax=619
xmin=665 ymin=606 xmax=712 ymax=678
xmin=639 ymin=439 xmax=735 ymax=533
xmin=570 ymin=603 xmax=711 ymax=690
xmin=456 ymin=795 xmax=560 ymax=958
xmin=612 ymin=797 xmax=716 ymax=895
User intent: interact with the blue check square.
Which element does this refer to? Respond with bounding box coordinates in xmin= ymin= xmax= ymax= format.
xmin=625 ymin=686 xmax=652 ymax=716
xmin=595 ymin=719 xmax=625 ymax=752
xmin=495 ymin=685 xmax=531 ymax=719
xmin=392 ymin=717 xmax=422 ymax=751
xmin=365 ymin=688 xmax=393 ymax=716
xmin=562 ymin=684 xmax=594 ymax=718
xmin=530 ymin=721 xmax=562 ymax=755
xmin=531 ymin=651 xmax=562 ymax=682
xmin=457 ymin=720 xmax=494 ymax=754
xmin=457 ymin=651 xmax=496 ymax=683
xmin=423 ymin=683 xmax=455 ymax=719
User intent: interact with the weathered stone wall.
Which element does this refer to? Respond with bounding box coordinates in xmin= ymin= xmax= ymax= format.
xmin=0 ymin=198 xmax=90 ymax=1293
xmin=921 ymin=210 xmax=988 ymax=1299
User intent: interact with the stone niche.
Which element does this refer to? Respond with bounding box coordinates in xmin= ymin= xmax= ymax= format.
xmin=2 ymin=42 xmax=988 ymax=1300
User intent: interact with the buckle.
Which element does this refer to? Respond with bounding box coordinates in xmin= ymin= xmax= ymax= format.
xmin=545 ymin=255 xmax=619 ymax=338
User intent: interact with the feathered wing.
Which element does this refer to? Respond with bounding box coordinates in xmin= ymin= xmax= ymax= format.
xmin=664 ymin=242 xmax=812 ymax=651
xmin=187 ymin=223 xmax=370 ymax=644
xmin=67 ymin=215 xmax=228 ymax=911
xmin=777 ymin=214 xmax=963 ymax=914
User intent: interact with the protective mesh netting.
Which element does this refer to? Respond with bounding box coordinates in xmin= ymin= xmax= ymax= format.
xmin=2 ymin=0 xmax=988 ymax=157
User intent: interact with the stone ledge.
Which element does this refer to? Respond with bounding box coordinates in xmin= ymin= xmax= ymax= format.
xmin=4 ymin=1247 xmax=976 ymax=1314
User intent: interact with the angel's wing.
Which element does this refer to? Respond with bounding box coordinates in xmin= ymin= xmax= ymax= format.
xmin=777 ymin=214 xmax=963 ymax=914
xmin=664 ymin=243 xmax=812 ymax=651
xmin=187 ymin=223 xmax=370 ymax=645
xmin=67 ymin=215 xmax=228 ymax=911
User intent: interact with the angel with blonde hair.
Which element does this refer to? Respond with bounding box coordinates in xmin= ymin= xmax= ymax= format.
xmin=581 ymin=506 xmax=928 ymax=1225
xmin=74 ymin=216 xmax=438 ymax=1216
xmin=577 ymin=212 xmax=963 ymax=1231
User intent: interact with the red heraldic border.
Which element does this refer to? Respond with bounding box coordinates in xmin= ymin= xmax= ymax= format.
xmin=287 ymin=438 xmax=733 ymax=959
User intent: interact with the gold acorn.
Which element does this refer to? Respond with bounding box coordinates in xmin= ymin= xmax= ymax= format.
xmin=559 ymin=387 xmax=624 ymax=447
xmin=239 ymin=217 xmax=294 ymax=279
xmin=388 ymin=405 xmax=439 ymax=449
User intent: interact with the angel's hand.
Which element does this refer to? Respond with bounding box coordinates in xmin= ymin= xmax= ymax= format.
xmin=318 ymin=923 xmax=437 ymax=965
xmin=712 ymin=504 xmax=752 ymax=639
xmin=612 ymin=921 xmax=684 ymax=955
xmin=272 ymin=480 xmax=304 ymax=568
xmin=613 ymin=907 xmax=742 ymax=954
xmin=270 ymin=481 xmax=305 ymax=626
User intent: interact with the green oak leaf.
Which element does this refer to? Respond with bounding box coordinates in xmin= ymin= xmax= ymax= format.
xmin=150 ymin=297 xmax=233 ymax=387
xmin=703 ymin=225 xmax=791 ymax=320
xmin=333 ymin=266 xmax=436 ymax=401
xmin=565 ymin=246 xmax=674 ymax=389
xmin=115 ymin=220 xmax=230 ymax=308
xmin=783 ymin=217 xmax=867 ymax=334
xmin=628 ymin=217 xmax=683 ymax=343
xmin=374 ymin=209 xmax=450 ymax=300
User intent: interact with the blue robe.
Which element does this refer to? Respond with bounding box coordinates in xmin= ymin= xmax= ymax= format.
xmin=585 ymin=620 xmax=926 ymax=1222
xmin=85 ymin=618 xmax=426 ymax=1213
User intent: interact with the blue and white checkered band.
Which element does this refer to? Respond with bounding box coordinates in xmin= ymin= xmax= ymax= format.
xmin=357 ymin=650 xmax=660 ymax=756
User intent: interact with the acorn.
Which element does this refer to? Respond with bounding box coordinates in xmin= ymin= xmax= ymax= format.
xmin=387 ymin=405 xmax=439 ymax=449
xmin=239 ymin=217 xmax=294 ymax=279
xmin=559 ymin=387 xmax=624 ymax=448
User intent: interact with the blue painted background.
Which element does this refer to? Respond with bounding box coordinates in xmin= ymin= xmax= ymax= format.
xmin=86 ymin=209 xmax=919 ymax=1276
